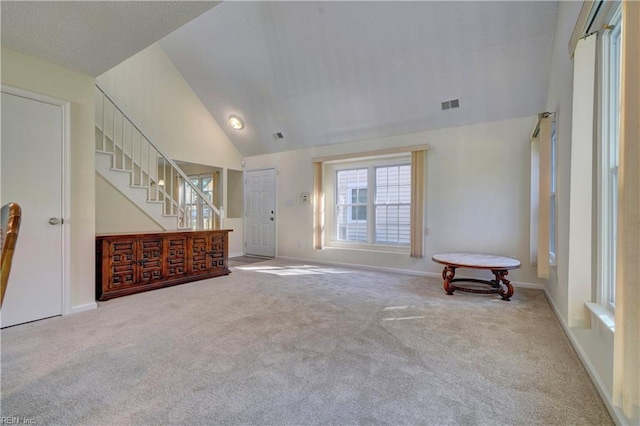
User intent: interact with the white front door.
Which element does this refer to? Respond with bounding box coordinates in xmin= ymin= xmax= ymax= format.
xmin=245 ymin=168 xmax=276 ymax=257
xmin=1 ymin=89 xmax=65 ymax=328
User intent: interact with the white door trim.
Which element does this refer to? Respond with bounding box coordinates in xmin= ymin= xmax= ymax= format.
xmin=1 ymin=84 xmax=71 ymax=316
xmin=244 ymin=167 xmax=277 ymax=257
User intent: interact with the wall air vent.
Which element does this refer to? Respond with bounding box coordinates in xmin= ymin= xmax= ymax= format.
xmin=441 ymin=98 xmax=460 ymax=111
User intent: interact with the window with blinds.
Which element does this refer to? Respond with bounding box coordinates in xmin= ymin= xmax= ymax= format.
xmin=336 ymin=168 xmax=368 ymax=242
xmin=334 ymin=162 xmax=411 ymax=245
xmin=375 ymin=165 xmax=411 ymax=244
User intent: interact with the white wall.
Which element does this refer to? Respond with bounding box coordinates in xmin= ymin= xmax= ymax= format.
xmin=544 ymin=2 xmax=628 ymax=424
xmin=225 ymin=168 xmax=244 ymax=257
xmin=1 ymin=47 xmax=96 ymax=309
xmin=96 ymin=43 xmax=244 ymax=253
xmin=227 ymin=169 xmax=244 ymax=219
xmin=245 ymin=116 xmax=543 ymax=286
xmin=95 ymin=174 xmax=162 ymax=234
xmin=96 ymin=43 xmax=242 ymax=170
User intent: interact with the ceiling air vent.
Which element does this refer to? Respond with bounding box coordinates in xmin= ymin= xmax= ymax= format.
xmin=273 ymin=132 xmax=284 ymax=139
xmin=441 ymin=98 xmax=460 ymax=111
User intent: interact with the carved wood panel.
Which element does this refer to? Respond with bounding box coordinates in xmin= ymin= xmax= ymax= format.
xmin=96 ymin=230 xmax=232 ymax=301
xmin=209 ymin=233 xmax=226 ymax=269
xmin=190 ymin=235 xmax=209 ymax=274
xmin=109 ymin=240 xmax=136 ymax=289
xmin=166 ymin=236 xmax=187 ymax=278
xmin=139 ymin=238 xmax=163 ymax=284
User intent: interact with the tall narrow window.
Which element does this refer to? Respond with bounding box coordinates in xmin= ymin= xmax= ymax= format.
xmin=180 ymin=173 xmax=215 ymax=230
xmin=536 ymin=112 xmax=554 ymax=279
xmin=549 ymin=118 xmax=558 ymax=265
xmin=602 ymin=12 xmax=622 ymax=310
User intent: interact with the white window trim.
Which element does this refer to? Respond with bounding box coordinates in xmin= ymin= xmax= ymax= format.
xmin=597 ymin=6 xmax=622 ymax=314
xmin=549 ymin=118 xmax=558 ymax=266
xmin=325 ymin=154 xmax=411 ymax=253
xmin=585 ymin=302 xmax=615 ymax=333
xmin=181 ymin=173 xmax=216 ymax=230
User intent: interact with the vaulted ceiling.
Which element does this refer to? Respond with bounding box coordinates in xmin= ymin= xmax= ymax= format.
xmin=1 ymin=1 xmax=558 ymax=158
xmin=160 ymin=1 xmax=558 ymax=156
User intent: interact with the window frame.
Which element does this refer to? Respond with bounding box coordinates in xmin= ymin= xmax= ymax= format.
xmin=335 ymin=167 xmax=369 ymax=242
xmin=598 ymin=6 xmax=622 ymax=313
xmin=180 ymin=173 xmax=215 ymax=230
xmin=549 ymin=117 xmax=558 ymax=266
xmin=325 ymin=154 xmax=412 ymax=252
xmin=374 ymin=164 xmax=412 ymax=245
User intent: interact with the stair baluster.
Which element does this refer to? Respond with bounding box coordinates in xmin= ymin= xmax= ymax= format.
xmin=94 ymin=84 xmax=221 ymax=230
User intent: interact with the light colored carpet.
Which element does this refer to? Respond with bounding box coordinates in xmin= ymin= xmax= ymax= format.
xmin=1 ymin=260 xmax=612 ymax=425
xmin=227 ymin=256 xmax=272 ymax=268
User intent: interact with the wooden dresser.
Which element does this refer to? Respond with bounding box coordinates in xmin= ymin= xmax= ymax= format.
xmin=96 ymin=229 xmax=232 ymax=301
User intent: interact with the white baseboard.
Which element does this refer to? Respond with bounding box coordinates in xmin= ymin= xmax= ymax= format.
xmin=68 ymin=302 xmax=97 ymax=315
xmin=509 ymin=281 xmax=545 ymax=290
xmin=229 ymin=252 xmax=245 ymax=258
xmin=276 ymin=256 xmax=543 ymax=289
xmin=542 ymin=289 xmax=628 ymax=426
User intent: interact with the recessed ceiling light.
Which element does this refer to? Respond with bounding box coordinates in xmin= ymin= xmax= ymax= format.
xmin=228 ymin=115 xmax=244 ymax=130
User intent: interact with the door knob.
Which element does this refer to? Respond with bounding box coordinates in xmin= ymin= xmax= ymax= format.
xmin=270 ymin=217 xmax=274 ymax=221
xmin=49 ymin=218 xmax=61 ymax=225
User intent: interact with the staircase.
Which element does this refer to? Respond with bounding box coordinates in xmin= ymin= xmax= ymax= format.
xmin=94 ymin=84 xmax=221 ymax=230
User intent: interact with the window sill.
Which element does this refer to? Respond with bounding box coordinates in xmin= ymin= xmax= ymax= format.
xmin=585 ymin=302 xmax=615 ymax=333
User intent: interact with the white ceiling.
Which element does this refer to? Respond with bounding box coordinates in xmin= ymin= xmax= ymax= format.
xmin=160 ymin=1 xmax=558 ymax=157
xmin=1 ymin=1 xmax=558 ymax=158
xmin=0 ymin=1 xmax=218 ymax=76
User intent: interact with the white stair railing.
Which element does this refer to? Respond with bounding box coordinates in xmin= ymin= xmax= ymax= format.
xmin=95 ymin=84 xmax=221 ymax=229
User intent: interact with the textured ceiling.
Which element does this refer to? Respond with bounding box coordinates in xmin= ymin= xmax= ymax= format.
xmin=1 ymin=1 xmax=218 ymax=76
xmin=160 ymin=1 xmax=558 ymax=157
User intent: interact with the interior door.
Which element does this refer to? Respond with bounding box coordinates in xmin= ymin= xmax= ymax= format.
xmin=1 ymin=89 xmax=64 ymax=328
xmin=245 ymin=168 xmax=276 ymax=257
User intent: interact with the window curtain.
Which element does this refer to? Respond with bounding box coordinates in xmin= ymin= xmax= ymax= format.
xmin=313 ymin=162 xmax=323 ymax=250
xmin=567 ymin=33 xmax=597 ymax=328
xmin=530 ymin=131 xmax=540 ymax=266
xmin=613 ymin=1 xmax=640 ymax=420
xmin=410 ymin=150 xmax=425 ymax=258
xmin=537 ymin=114 xmax=552 ymax=279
